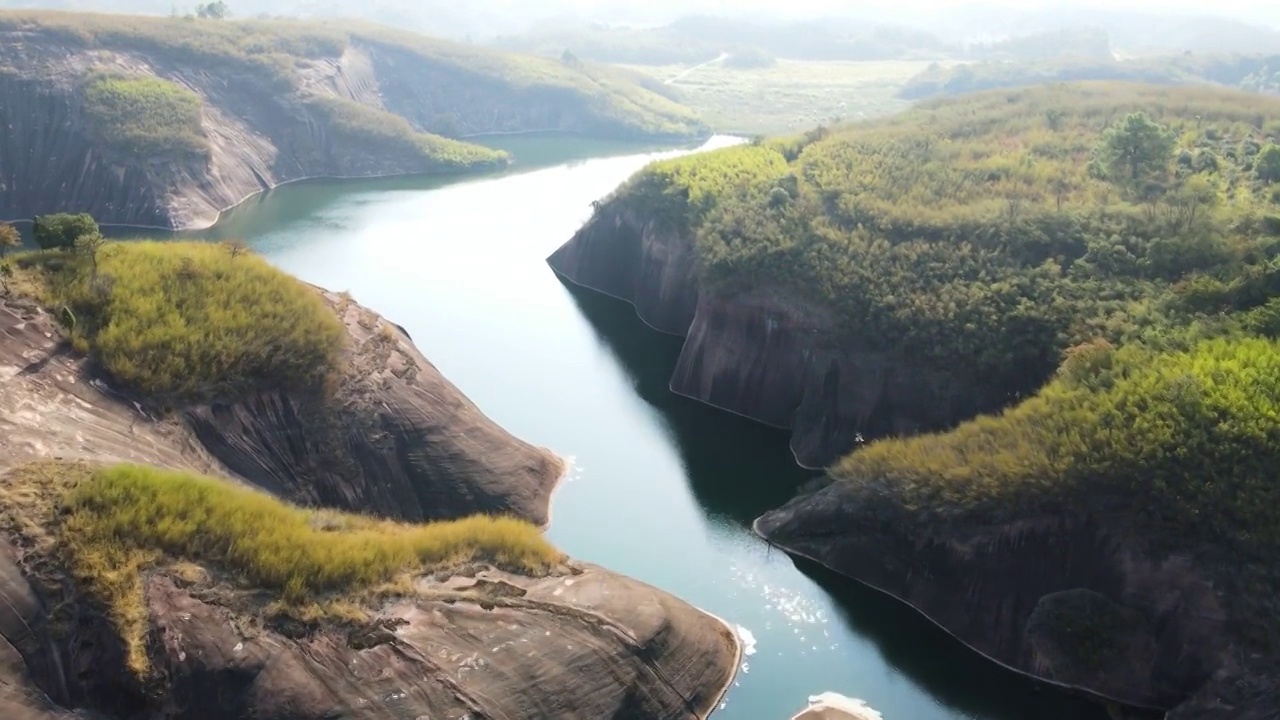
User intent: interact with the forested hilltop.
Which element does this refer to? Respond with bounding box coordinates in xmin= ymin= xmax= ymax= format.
xmin=572 ymin=81 xmax=1280 ymax=711
xmin=0 ymin=10 xmax=706 ymax=229
xmin=624 ymin=82 xmax=1280 ymax=401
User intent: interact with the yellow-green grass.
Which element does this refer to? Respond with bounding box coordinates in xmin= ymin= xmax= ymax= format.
xmin=304 ymin=96 xmax=507 ymax=169
xmin=830 ymin=337 xmax=1280 ymax=649
xmin=82 ymin=74 xmax=206 ymax=157
xmin=15 ymin=240 xmax=345 ymax=403
xmin=619 ymin=59 xmax=943 ymax=136
xmin=1 ymin=461 xmax=560 ymax=675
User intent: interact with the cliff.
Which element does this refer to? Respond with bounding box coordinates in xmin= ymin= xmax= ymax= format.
xmin=0 ymin=11 xmax=708 ymax=231
xmin=754 ymin=481 xmax=1271 ymax=718
xmin=0 ymin=284 xmax=739 ymax=719
xmin=547 ymin=201 xmax=1003 ymax=469
xmin=0 ymin=287 xmax=562 ymax=527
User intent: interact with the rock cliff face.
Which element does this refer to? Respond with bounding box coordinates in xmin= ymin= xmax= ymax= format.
xmin=0 ymin=290 xmax=561 ymax=527
xmin=0 ymin=548 xmax=738 ymax=720
xmin=754 ymin=480 xmax=1268 ymax=718
xmin=0 ymin=17 xmax=706 ymax=230
xmin=547 ymin=201 xmax=1003 ymax=469
xmin=0 ymin=290 xmax=740 ymax=719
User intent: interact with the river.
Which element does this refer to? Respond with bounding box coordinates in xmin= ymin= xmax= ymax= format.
xmin=197 ymin=135 xmax=1109 ymax=720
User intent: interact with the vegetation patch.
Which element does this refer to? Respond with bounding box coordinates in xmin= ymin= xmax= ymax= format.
xmin=621 ymin=59 xmax=930 ymax=135
xmin=0 ymin=461 xmax=559 ymax=674
xmin=304 ymin=96 xmax=507 ymax=170
xmin=831 ymin=337 xmax=1280 ymax=649
xmin=608 ymin=82 xmax=1280 ymax=399
xmin=13 ymin=240 xmax=345 ymax=404
xmin=81 ymin=74 xmax=206 ymax=157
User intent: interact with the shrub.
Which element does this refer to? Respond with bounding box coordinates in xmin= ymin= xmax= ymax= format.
xmin=23 ymin=240 xmax=345 ymax=403
xmin=32 ymin=213 xmax=98 ymax=250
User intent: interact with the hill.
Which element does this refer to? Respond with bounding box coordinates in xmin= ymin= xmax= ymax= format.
xmin=901 ymin=53 xmax=1280 ymax=100
xmin=0 ymin=10 xmax=707 ymax=229
xmin=551 ymin=81 xmax=1280 ymax=715
xmin=0 ymin=238 xmax=739 ymax=720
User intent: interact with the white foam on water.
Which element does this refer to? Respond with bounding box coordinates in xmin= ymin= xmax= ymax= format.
xmin=789 ymin=692 xmax=884 ymax=720
xmin=736 ymin=625 xmax=758 ymax=656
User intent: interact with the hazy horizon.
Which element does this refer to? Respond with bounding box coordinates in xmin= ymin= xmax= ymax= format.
xmin=0 ymin=0 xmax=1277 ymax=39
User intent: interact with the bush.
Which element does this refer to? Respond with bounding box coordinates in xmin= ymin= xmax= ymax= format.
xmin=23 ymin=240 xmax=345 ymax=403
xmin=32 ymin=213 xmax=99 ymax=250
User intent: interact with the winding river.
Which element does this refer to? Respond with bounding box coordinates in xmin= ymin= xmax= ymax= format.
xmin=197 ymin=135 xmax=1109 ymax=720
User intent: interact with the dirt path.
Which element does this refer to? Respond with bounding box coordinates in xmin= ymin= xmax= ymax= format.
xmin=665 ymin=52 xmax=729 ymax=85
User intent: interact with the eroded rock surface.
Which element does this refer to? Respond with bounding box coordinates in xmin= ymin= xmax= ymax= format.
xmin=0 ymin=291 xmax=740 ymax=719
xmin=0 ymin=547 xmax=738 ymax=720
xmin=547 ymin=200 xmax=1006 ymax=468
xmin=0 ymin=291 xmax=562 ymax=526
xmin=754 ymin=480 xmax=1269 ymax=717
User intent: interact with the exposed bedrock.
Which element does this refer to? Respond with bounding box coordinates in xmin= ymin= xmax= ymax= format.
xmin=547 ymin=201 xmax=1002 ymax=469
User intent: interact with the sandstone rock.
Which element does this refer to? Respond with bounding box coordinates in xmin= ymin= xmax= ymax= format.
xmin=0 ymin=288 xmax=740 ymax=719
xmin=754 ymin=479 xmax=1269 ymax=717
xmin=547 ymin=199 xmax=1005 ymax=469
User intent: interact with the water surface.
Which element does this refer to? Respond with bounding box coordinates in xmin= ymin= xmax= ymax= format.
xmin=200 ymin=134 xmax=1109 ymax=720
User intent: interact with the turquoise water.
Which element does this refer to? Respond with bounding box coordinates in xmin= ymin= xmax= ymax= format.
xmin=199 ymin=135 xmax=1108 ymax=720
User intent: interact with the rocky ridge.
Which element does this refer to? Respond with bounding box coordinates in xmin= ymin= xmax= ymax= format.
xmin=0 ymin=289 xmax=740 ymax=720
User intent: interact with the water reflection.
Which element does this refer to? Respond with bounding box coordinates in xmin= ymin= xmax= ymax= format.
xmin=561 ymin=280 xmax=1113 ymax=720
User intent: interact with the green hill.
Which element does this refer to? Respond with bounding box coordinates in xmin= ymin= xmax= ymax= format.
xmin=621 ymin=82 xmax=1280 ymax=398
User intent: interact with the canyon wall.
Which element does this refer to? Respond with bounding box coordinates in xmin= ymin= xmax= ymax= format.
xmin=547 ymin=199 xmax=1004 ymax=468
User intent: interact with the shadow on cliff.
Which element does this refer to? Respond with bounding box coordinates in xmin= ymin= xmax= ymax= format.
xmin=562 ymin=281 xmax=1127 ymax=720
xmin=562 ymin=279 xmax=814 ymax=525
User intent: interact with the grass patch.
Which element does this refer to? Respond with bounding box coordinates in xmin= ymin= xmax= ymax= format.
xmin=620 ymin=59 xmax=939 ymax=135
xmin=13 ymin=240 xmax=344 ymax=404
xmin=304 ymin=96 xmax=507 ymax=169
xmin=831 ymin=337 xmax=1280 ymax=649
xmin=0 ymin=461 xmax=560 ymax=675
xmin=81 ymin=73 xmax=206 ymax=158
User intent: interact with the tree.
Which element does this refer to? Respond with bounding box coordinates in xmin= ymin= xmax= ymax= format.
xmin=1255 ymin=143 xmax=1280 ymax=184
xmin=223 ymin=240 xmax=249 ymax=259
xmin=32 ymin=213 xmax=99 ymax=251
xmin=1096 ymin=112 xmax=1176 ymax=186
xmin=74 ymin=232 xmax=106 ymax=279
xmin=0 ymin=222 xmax=20 ymax=257
xmin=196 ymin=1 xmax=228 ymax=19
